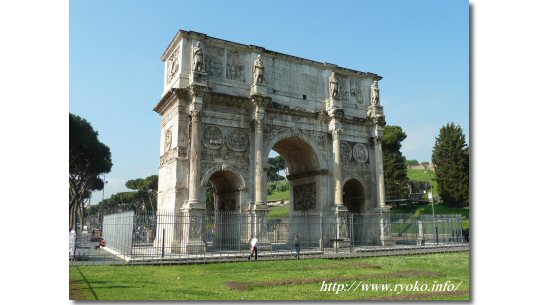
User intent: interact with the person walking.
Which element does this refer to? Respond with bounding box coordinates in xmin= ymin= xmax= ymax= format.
xmin=248 ymin=235 xmax=259 ymax=261
xmin=294 ymin=234 xmax=301 ymax=259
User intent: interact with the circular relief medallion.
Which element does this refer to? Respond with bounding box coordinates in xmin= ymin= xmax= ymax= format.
xmin=340 ymin=141 xmax=352 ymax=162
xmin=226 ymin=129 xmax=249 ymax=152
xmin=353 ymin=143 xmax=369 ymax=163
xmin=201 ymin=126 xmax=224 ymax=149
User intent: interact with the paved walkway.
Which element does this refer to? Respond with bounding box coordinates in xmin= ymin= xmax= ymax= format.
xmin=70 ymin=242 xmax=469 ymax=266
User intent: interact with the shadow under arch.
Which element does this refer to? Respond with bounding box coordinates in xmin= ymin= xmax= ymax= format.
xmin=264 ymin=131 xmax=327 ymax=247
xmin=342 ymin=178 xmax=366 ymax=213
xmin=200 ymin=164 xmax=246 ymax=248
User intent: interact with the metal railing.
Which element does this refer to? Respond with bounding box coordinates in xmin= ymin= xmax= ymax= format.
xmin=70 ymin=210 xmax=468 ymax=265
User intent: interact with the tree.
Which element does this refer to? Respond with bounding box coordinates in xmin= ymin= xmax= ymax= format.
xmin=125 ymin=175 xmax=158 ymax=216
xmin=267 ymin=156 xmax=286 ymax=181
xmin=69 ymin=113 xmax=112 ymax=231
xmin=432 ymin=123 xmax=469 ymax=207
xmin=406 ymin=159 xmax=419 ymax=167
xmin=382 ymin=125 xmax=409 ymax=199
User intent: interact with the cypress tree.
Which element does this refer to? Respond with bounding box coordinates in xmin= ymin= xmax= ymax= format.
xmin=382 ymin=125 xmax=409 ymax=199
xmin=431 ymin=123 xmax=469 ymax=207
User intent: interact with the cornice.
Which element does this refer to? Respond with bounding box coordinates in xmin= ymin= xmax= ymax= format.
xmin=153 ymin=88 xmax=189 ymax=115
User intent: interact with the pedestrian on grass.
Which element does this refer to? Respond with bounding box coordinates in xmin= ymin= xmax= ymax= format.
xmin=248 ymin=235 xmax=259 ymax=261
xmin=294 ymin=234 xmax=301 ymax=259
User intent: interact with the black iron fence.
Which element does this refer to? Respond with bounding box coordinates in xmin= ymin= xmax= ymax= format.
xmin=70 ymin=211 xmax=467 ymax=265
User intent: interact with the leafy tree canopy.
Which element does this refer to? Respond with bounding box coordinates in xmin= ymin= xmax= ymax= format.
xmin=69 ymin=113 xmax=112 ymax=230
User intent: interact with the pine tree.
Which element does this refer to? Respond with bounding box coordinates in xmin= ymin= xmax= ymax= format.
xmin=431 ymin=123 xmax=469 ymax=207
xmin=382 ymin=125 xmax=409 ymax=199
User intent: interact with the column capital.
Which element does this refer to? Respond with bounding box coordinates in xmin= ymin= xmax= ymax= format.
xmin=331 ymin=128 xmax=344 ymax=138
xmin=187 ymin=84 xmax=209 ymax=100
xmin=251 ymin=95 xmax=270 ymax=108
xmin=327 ymin=107 xmax=344 ymax=120
xmin=189 ymin=104 xmax=201 ymax=122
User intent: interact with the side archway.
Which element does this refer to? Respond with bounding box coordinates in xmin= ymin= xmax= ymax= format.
xmin=343 ymin=178 xmax=366 ymax=213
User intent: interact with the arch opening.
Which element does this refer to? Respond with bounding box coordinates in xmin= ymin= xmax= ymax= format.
xmin=205 ymin=170 xmax=242 ymax=248
xmin=343 ymin=179 xmax=366 ymax=213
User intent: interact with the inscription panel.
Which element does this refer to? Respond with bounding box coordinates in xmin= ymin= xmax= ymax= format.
xmin=271 ymin=58 xmax=325 ymax=99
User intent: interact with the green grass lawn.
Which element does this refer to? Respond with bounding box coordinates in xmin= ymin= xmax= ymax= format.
xmin=391 ymin=203 xmax=470 ymax=230
xmin=267 ymin=189 xmax=290 ymax=201
xmin=268 ymin=204 xmax=290 ymax=218
xmin=407 ymin=168 xmax=438 ymax=196
xmin=70 ymin=252 xmax=469 ymax=301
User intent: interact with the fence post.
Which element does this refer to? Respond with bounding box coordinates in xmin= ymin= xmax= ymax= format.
xmin=319 ymin=212 xmax=323 ymax=253
xmin=161 ymin=228 xmax=165 ymax=258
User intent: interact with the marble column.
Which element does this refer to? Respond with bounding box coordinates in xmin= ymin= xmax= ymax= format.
xmin=186 ymin=103 xmax=202 ymax=208
xmin=180 ymin=84 xmax=207 ymax=254
xmin=250 ymin=95 xmax=270 ymax=249
xmin=332 ymin=128 xmax=344 ymax=207
xmin=253 ymin=102 xmax=265 ymax=206
xmin=373 ymin=124 xmax=386 ymax=209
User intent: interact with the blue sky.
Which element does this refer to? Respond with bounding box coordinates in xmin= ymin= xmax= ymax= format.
xmin=70 ymin=0 xmax=469 ymax=203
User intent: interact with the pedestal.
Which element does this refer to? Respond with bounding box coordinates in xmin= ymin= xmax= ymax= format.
xmin=250 ymin=83 xmax=267 ymax=96
xmin=375 ymin=208 xmax=395 ymax=246
xmin=179 ymin=208 xmax=206 ymax=254
xmin=250 ymin=207 xmax=271 ymax=251
xmin=189 ymin=71 xmax=207 ymax=85
xmin=334 ymin=205 xmax=351 ymax=249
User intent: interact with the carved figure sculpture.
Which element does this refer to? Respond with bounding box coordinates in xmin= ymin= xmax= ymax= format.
xmin=329 ymin=72 xmax=339 ymax=99
xmin=370 ymin=80 xmax=380 ymax=106
xmin=253 ymin=55 xmax=265 ymax=84
xmin=192 ymin=41 xmax=204 ymax=72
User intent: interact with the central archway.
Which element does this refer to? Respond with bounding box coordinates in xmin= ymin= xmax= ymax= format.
xmin=266 ymin=135 xmax=325 ymax=247
xmin=271 ymin=136 xmax=320 ymax=211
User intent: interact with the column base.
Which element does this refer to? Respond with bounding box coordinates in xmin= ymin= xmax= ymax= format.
xmin=183 ymin=200 xmax=205 ymax=210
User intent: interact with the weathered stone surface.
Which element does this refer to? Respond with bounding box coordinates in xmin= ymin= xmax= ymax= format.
xmin=153 ymin=30 xmax=393 ymax=251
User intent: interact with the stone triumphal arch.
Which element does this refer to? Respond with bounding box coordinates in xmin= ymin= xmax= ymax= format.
xmin=153 ymin=30 xmax=393 ymax=253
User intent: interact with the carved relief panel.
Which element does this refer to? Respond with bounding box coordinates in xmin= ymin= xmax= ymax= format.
xmin=200 ymin=125 xmax=251 ymax=177
xmin=226 ymin=50 xmax=245 ymax=82
xmin=334 ymin=73 xmax=349 ymax=101
xmin=352 ymin=143 xmax=369 ymax=163
xmin=205 ymin=46 xmax=224 ymax=80
xmin=226 ymin=129 xmax=249 ymax=152
xmin=293 ymin=183 xmax=316 ymax=211
xmin=164 ymin=128 xmax=173 ymax=152
xmin=166 ymin=48 xmax=180 ymax=83
xmin=202 ymin=126 xmax=224 ymax=149
xmin=349 ymin=77 xmax=364 ymax=105
xmin=340 ymin=140 xmax=371 ymax=173
xmin=340 ymin=141 xmax=352 ymax=162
